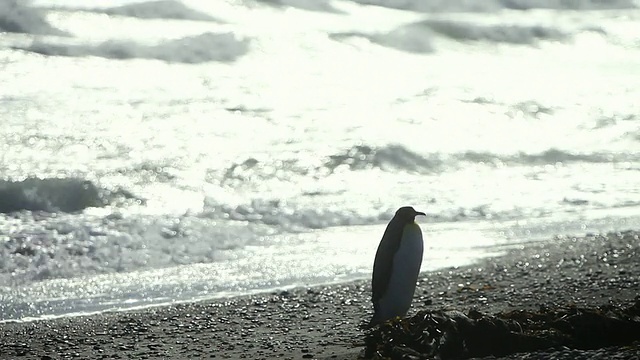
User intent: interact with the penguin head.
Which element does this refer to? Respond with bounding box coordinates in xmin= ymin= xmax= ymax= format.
xmin=394 ymin=206 xmax=426 ymax=223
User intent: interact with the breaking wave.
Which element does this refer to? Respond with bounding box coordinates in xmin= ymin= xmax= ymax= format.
xmin=0 ymin=197 xmax=542 ymax=285
xmin=218 ymin=144 xmax=441 ymax=188
xmin=252 ymin=0 xmax=345 ymax=13
xmin=325 ymin=145 xmax=441 ymax=173
xmin=219 ymin=145 xmax=629 ymax=188
xmin=91 ymin=0 xmax=218 ymax=22
xmin=0 ymin=149 xmax=621 ymax=217
xmin=458 ymin=149 xmax=633 ymax=166
xmin=351 ymin=0 xmax=637 ymax=12
xmin=14 ymin=32 xmax=250 ymax=63
xmin=0 ymin=0 xmax=67 ymax=36
xmin=421 ymin=20 xmax=566 ymax=44
xmin=0 ymin=189 xmax=626 ymax=286
xmin=330 ymin=29 xmax=434 ymax=54
xmin=332 ymin=20 xmax=566 ymax=53
xmin=0 ymin=178 xmax=135 ymax=213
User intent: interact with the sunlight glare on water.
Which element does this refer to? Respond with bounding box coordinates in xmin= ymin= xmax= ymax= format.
xmin=1 ymin=0 xmax=640 ymax=321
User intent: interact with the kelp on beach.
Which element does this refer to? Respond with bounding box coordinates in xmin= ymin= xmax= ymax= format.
xmin=365 ymin=300 xmax=640 ymax=359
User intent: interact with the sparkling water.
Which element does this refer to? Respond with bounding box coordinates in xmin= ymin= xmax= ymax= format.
xmin=1 ymin=0 xmax=639 ymax=321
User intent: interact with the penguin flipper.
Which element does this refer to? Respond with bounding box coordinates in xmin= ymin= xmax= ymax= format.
xmin=371 ymin=220 xmax=404 ymax=315
xmin=371 ymin=234 xmax=395 ymax=304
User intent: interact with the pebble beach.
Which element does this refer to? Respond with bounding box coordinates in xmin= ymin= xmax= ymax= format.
xmin=2 ymin=229 xmax=638 ymax=360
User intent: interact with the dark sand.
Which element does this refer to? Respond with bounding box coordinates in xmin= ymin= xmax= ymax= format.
xmin=1 ymin=230 xmax=639 ymax=359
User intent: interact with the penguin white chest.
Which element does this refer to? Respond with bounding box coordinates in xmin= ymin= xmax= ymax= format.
xmin=378 ymin=223 xmax=424 ymax=320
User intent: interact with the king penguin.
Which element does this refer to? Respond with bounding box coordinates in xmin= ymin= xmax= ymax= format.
xmin=370 ymin=206 xmax=426 ymax=325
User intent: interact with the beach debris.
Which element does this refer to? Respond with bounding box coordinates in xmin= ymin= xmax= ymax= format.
xmin=364 ymin=300 xmax=640 ymax=359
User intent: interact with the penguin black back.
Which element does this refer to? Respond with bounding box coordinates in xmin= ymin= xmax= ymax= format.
xmin=371 ymin=207 xmax=425 ymax=316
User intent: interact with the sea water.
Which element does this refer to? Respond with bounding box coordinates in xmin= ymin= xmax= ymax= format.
xmin=1 ymin=0 xmax=639 ymax=321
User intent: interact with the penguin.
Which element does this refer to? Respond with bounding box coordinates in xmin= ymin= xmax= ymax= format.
xmin=370 ymin=206 xmax=426 ymax=325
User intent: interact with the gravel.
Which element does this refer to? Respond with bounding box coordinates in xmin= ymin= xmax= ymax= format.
xmin=1 ymin=230 xmax=638 ymax=359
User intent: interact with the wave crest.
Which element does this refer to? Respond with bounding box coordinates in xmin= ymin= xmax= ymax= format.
xmin=253 ymin=0 xmax=344 ymax=13
xmin=15 ymin=32 xmax=250 ymax=63
xmin=422 ymin=20 xmax=566 ymax=44
xmin=330 ymin=29 xmax=434 ymax=54
xmin=0 ymin=178 xmax=136 ymax=213
xmin=331 ymin=20 xmax=565 ymax=53
xmin=0 ymin=0 xmax=67 ymax=36
xmin=326 ymin=144 xmax=440 ymax=173
xmin=95 ymin=0 xmax=218 ymax=22
xmin=219 ymin=144 xmax=438 ymax=188
xmin=351 ymin=0 xmax=636 ymax=12
xmin=218 ymin=146 xmax=625 ymax=190
xmin=459 ymin=149 xmax=625 ymax=165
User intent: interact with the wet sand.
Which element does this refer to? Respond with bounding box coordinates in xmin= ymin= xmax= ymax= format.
xmin=1 ymin=230 xmax=639 ymax=359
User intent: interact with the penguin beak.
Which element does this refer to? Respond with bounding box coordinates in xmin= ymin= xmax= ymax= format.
xmin=415 ymin=211 xmax=426 ymax=216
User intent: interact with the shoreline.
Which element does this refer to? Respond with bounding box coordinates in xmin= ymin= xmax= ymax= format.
xmin=1 ymin=230 xmax=639 ymax=359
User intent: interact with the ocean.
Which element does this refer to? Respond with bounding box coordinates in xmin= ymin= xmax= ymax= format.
xmin=1 ymin=0 xmax=639 ymax=322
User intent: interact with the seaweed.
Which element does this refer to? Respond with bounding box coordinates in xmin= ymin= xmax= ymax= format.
xmin=364 ymin=300 xmax=640 ymax=359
